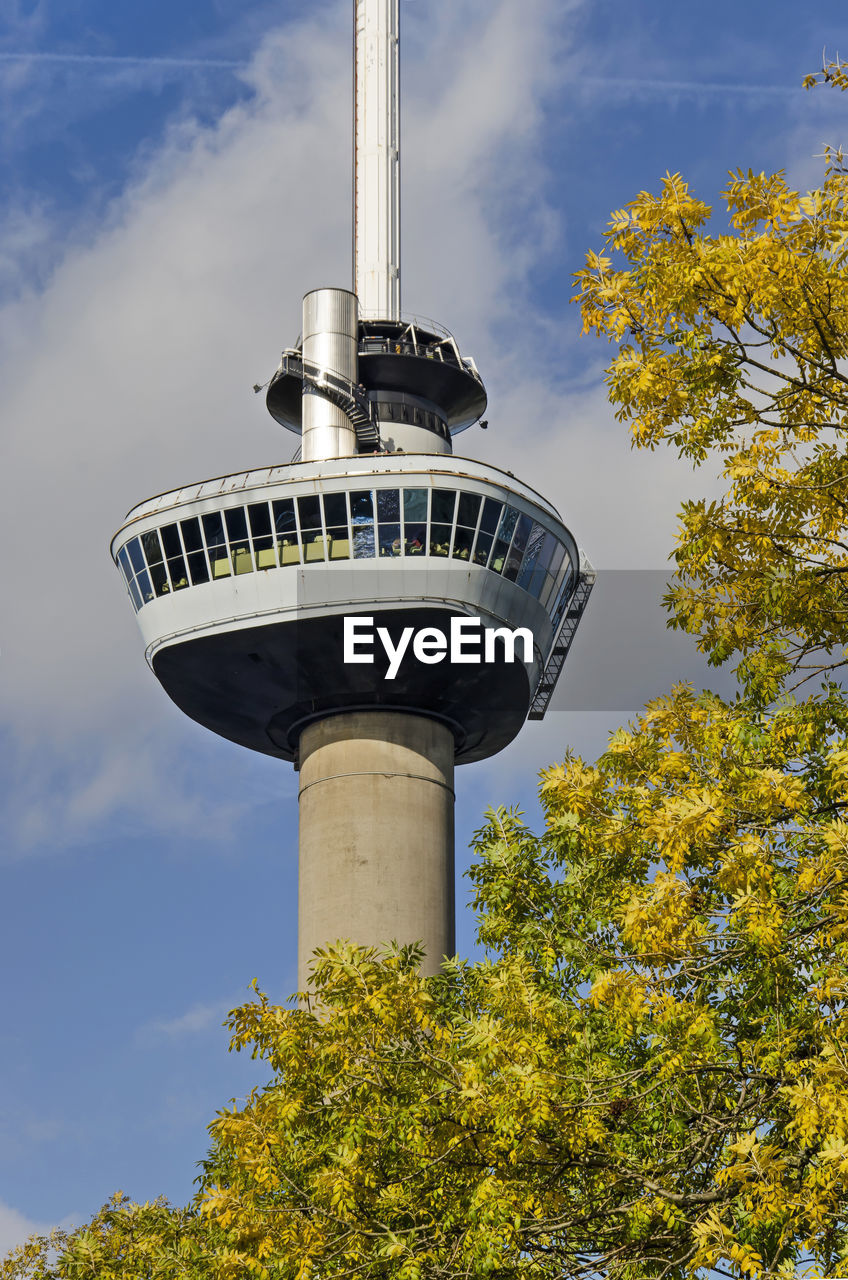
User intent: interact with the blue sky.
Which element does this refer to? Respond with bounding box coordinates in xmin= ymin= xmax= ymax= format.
xmin=2 ymin=0 xmax=848 ymax=1252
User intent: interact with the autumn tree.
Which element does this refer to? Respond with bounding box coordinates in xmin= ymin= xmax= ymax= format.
xmin=5 ymin=67 xmax=848 ymax=1280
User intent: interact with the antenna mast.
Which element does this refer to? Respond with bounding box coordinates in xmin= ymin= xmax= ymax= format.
xmin=354 ymin=0 xmax=400 ymax=320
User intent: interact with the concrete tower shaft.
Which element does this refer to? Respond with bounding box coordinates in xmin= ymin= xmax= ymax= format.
xmin=355 ymin=0 xmax=400 ymax=320
xmin=298 ymin=712 xmax=454 ymax=986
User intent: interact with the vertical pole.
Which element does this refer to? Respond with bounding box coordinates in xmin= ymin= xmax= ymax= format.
xmin=354 ymin=0 xmax=400 ymax=320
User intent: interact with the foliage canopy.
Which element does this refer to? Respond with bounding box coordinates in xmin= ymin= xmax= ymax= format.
xmin=4 ymin=66 xmax=848 ymax=1280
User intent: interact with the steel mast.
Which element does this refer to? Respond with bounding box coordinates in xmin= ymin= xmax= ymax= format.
xmin=354 ymin=0 xmax=400 ymax=320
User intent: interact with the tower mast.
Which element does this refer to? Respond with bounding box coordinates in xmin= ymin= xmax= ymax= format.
xmin=354 ymin=0 xmax=400 ymax=320
xmin=111 ymin=0 xmax=593 ymax=992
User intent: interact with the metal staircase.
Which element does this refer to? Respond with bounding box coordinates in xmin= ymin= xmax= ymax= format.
xmin=280 ymin=351 xmax=381 ymax=450
xmin=528 ymin=568 xmax=595 ymax=721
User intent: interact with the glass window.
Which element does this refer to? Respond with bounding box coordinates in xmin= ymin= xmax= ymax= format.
xmin=141 ymin=530 xmax=169 ymax=596
xmin=351 ymin=490 xmax=375 ymax=559
xmin=117 ymin=546 xmax=133 ymax=585
xmin=478 ymin=497 xmax=502 ymax=536
xmin=179 ymin=517 xmax=210 ymax=585
xmin=297 ymin=495 xmax=322 ymax=531
xmin=379 ymin=524 xmax=401 ymax=556
xmin=127 ymin=538 xmax=146 ymax=579
xmin=248 ymin=502 xmax=275 ymax=570
xmin=539 ymin=543 xmax=566 ymax=608
xmin=141 ymin=529 xmax=163 ymax=567
xmin=403 ymin=488 xmax=428 ymax=523
xmin=323 ymin=492 xmax=348 ymax=527
xmin=431 ymin=489 xmax=456 ymax=525
xmin=273 ymin=499 xmax=300 ymax=566
xmin=457 ymin=491 xmax=481 ymax=528
xmin=248 ymin=501 xmax=272 ymax=538
xmin=224 ymin=509 xmax=252 ymax=577
xmin=160 ymin=522 xmax=189 ymax=591
xmin=128 ymin=579 xmax=143 ymax=612
xmin=472 ymin=531 xmax=493 ymax=566
xmin=203 ymin=512 xmax=231 ymax=579
xmin=377 ymin=489 xmax=401 ymax=557
xmin=322 ymin=493 xmax=350 ymax=561
xmin=376 ymin=489 xmax=400 ymax=521
xmin=403 ymin=488 xmax=427 ymax=554
xmin=503 ymin=513 xmax=533 ymax=582
xmin=452 ymin=526 xmax=475 ymax=560
xmin=429 ymin=523 xmax=452 ymax=556
xmin=516 ymin=523 xmax=547 ymax=594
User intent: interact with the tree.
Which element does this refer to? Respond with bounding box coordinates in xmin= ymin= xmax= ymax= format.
xmin=5 ymin=77 xmax=848 ymax=1280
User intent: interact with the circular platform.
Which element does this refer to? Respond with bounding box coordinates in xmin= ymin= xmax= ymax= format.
xmin=112 ymin=455 xmax=581 ymax=763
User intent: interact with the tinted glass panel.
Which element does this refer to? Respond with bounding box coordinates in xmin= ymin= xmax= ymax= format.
xmin=479 ymin=498 xmax=502 ymax=535
xmin=511 ymin=513 xmax=533 ymax=557
xmin=141 ymin=530 xmax=164 ymax=567
xmin=489 ymin=539 xmax=510 ymax=574
xmin=429 ymin=523 xmax=452 ymax=556
xmin=431 ymin=489 xmax=456 ymax=524
xmin=180 ymin=517 xmax=203 ymax=554
xmin=473 ymin=531 xmax=493 ymax=566
xmin=225 ymin=507 xmax=249 ymax=543
xmin=323 ymin=492 xmax=348 ymax=527
xmin=353 ymin=524 xmax=375 ymax=558
xmin=403 ymin=488 xmax=428 ymax=522
xmin=496 ymin=506 xmax=519 ymax=545
xmin=203 ymin=512 xmax=230 ymax=577
xmin=128 ymin=579 xmax=143 ymax=612
xmin=149 ymin=559 xmax=169 ymax=596
xmin=376 ymin=489 xmax=400 ymax=521
xmin=379 ymin=524 xmax=401 ymax=556
xmin=117 ymin=546 xmax=133 ymax=585
xmin=136 ymin=570 xmax=154 ymax=604
xmin=186 ymin=550 xmax=210 ymax=586
xmin=127 ymin=539 xmax=145 ymax=577
xmin=248 ymin=502 xmax=272 ymax=538
xmin=273 ymin=500 xmax=296 ymax=537
xmin=350 ymin=491 xmax=374 ymax=521
xmin=160 ymin=524 xmax=182 ymax=559
xmin=405 ymin=523 xmax=426 ymax=554
xmin=297 ymin=495 xmax=322 ymax=531
xmin=202 ymin=512 xmax=226 ymax=549
xmin=452 ymin=526 xmax=475 ymax=560
xmin=457 ymin=492 xmax=481 ymax=528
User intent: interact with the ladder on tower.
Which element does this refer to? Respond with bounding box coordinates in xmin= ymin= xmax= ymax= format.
xmin=527 ymin=568 xmax=595 ymax=721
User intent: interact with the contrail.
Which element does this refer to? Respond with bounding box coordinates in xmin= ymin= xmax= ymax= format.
xmin=0 ymin=51 xmax=244 ymax=71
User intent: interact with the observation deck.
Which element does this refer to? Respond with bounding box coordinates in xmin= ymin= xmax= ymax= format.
xmin=266 ymin=317 xmax=487 ymax=441
xmin=111 ymin=453 xmax=592 ymax=765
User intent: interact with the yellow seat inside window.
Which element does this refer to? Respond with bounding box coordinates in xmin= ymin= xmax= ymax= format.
xmin=233 ymin=548 xmax=253 ymax=575
xmin=256 ymin=547 xmax=276 ymax=570
xmin=329 ymin=539 xmax=350 ymax=560
xmin=280 ymin=542 xmax=300 ymax=565
xmin=305 ymin=538 xmax=325 ymax=562
xmin=212 ymin=557 xmax=231 ymax=578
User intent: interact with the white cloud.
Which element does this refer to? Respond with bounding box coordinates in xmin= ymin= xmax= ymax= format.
xmin=137 ymin=996 xmax=239 ymax=1042
xmin=0 ymin=0 xmax=733 ymax=854
xmin=0 ymin=1199 xmax=75 ymax=1260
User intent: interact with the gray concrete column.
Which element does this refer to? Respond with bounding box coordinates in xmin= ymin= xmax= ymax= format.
xmin=297 ymin=710 xmax=455 ymax=987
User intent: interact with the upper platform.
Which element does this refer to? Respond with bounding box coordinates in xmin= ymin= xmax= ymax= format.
xmin=265 ymin=317 xmax=487 ymax=438
xmin=111 ymin=454 xmax=591 ymax=763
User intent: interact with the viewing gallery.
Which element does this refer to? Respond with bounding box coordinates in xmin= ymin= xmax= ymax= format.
xmin=115 ymin=472 xmax=577 ymax=627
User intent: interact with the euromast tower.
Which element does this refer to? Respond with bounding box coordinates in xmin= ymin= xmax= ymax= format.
xmin=110 ymin=0 xmax=592 ymax=987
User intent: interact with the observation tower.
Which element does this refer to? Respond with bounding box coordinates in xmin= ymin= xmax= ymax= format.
xmin=110 ymin=0 xmax=593 ymax=987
